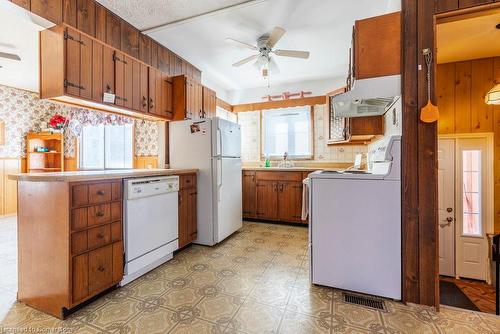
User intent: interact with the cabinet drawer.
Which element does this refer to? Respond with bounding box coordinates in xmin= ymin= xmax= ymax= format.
xmin=89 ymin=183 xmax=112 ymax=204
xmin=88 ymin=204 xmax=111 ymax=226
xmin=88 ymin=245 xmax=113 ymax=295
xmin=88 ymin=225 xmax=111 ymax=250
xmin=180 ymin=174 xmax=196 ymax=189
xmin=256 ymin=171 xmax=302 ymax=182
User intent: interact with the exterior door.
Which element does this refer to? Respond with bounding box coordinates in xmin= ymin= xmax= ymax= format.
xmin=437 ymin=138 xmax=455 ymax=276
xmin=456 ymin=138 xmax=488 ymax=281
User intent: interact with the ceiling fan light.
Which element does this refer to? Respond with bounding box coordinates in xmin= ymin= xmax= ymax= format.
xmin=485 ymin=83 xmax=500 ymax=105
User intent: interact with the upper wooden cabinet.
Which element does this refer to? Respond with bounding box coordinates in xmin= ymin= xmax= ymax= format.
xmin=203 ymin=87 xmax=217 ymax=118
xmin=40 ymin=25 xmax=173 ymax=121
xmin=10 ymin=0 xmax=203 ymax=83
xmin=172 ymin=76 xmax=216 ymax=120
xmin=354 ymin=12 xmax=401 ymax=79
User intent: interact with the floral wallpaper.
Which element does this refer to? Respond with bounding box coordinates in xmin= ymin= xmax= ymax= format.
xmin=0 ymin=85 xmax=160 ymax=158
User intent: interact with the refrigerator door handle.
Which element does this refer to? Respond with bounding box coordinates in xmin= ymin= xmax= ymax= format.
xmin=217 ymin=158 xmax=222 ymax=202
xmin=217 ymin=128 xmax=222 ymax=156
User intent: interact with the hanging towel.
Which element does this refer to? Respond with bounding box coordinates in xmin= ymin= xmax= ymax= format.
xmin=301 ymin=177 xmax=309 ymax=221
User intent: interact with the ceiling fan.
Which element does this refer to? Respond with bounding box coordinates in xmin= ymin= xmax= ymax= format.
xmin=226 ymin=26 xmax=310 ymax=78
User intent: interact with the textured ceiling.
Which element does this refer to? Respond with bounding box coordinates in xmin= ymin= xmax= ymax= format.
xmin=96 ymin=0 xmax=251 ymax=30
xmin=437 ymin=11 xmax=500 ymax=64
xmin=145 ymin=0 xmax=401 ymax=92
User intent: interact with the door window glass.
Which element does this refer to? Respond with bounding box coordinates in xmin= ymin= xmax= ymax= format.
xmin=462 ymin=150 xmax=481 ymax=236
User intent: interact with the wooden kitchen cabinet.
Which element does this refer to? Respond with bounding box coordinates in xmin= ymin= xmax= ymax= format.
xmin=256 ymin=180 xmax=279 ymax=220
xmin=40 ymin=24 xmax=172 ymax=120
xmin=244 ymin=170 xmax=308 ymax=224
xmin=178 ymin=174 xmax=197 ymax=248
xmin=203 ymin=86 xmax=217 ymax=118
xmin=114 ymin=51 xmax=133 ymax=109
xmin=17 ymin=179 xmax=123 ymax=318
xmin=138 ymin=34 xmax=151 ymax=65
xmin=354 ymin=12 xmax=401 ymax=79
xmin=242 ymin=171 xmax=257 ymax=218
xmin=173 ymin=75 xmax=216 ymax=120
xmin=11 ymin=0 xmax=30 ymax=10
xmin=349 ymin=116 xmax=384 ymax=137
xmin=278 ymin=182 xmax=303 ymax=223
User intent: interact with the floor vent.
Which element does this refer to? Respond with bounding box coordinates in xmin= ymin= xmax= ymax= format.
xmin=343 ymin=293 xmax=386 ymax=311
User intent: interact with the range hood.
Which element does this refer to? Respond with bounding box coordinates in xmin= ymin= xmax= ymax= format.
xmin=333 ymin=75 xmax=401 ymax=118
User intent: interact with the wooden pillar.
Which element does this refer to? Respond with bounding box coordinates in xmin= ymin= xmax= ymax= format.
xmin=401 ymin=0 xmax=439 ymax=307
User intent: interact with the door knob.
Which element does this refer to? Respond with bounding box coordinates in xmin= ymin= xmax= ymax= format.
xmin=446 ymin=207 xmax=453 ymax=213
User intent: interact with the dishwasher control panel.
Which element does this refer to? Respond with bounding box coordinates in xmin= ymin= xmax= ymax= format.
xmin=125 ymin=176 xmax=179 ymax=200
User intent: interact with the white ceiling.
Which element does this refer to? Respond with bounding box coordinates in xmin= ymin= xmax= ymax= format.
xmin=102 ymin=0 xmax=400 ymax=95
xmin=436 ymin=11 xmax=500 ymax=64
xmin=0 ymin=1 xmax=53 ymax=92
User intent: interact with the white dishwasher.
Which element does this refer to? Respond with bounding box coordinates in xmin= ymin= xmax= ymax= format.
xmin=121 ymin=176 xmax=179 ymax=286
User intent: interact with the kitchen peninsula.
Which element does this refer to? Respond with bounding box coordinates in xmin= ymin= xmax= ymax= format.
xmin=9 ymin=169 xmax=197 ymax=319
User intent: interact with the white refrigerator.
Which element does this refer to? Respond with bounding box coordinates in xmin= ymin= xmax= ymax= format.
xmin=169 ymin=117 xmax=242 ymax=246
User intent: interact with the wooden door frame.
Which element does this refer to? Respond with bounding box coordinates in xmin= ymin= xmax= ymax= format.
xmin=401 ymin=0 xmax=499 ymax=308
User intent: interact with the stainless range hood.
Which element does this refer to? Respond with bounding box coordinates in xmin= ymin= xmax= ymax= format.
xmin=333 ymin=75 xmax=401 ymax=118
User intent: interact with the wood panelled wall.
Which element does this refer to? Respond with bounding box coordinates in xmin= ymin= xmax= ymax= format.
xmin=437 ymin=57 xmax=500 ymax=232
xmin=403 ymin=0 xmax=500 ymax=308
xmin=9 ymin=0 xmax=201 ymax=81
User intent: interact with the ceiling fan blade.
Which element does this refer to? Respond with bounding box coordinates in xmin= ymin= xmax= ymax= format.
xmin=232 ymin=54 xmax=259 ymax=67
xmin=0 ymin=52 xmax=21 ymax=61
xmin=225 ymin=38 xmax=258 ymax=51
xmin=274 ymin=49 xmax=310 ymax=59
xmin=266 ymin=26 xmax=286 ymax=48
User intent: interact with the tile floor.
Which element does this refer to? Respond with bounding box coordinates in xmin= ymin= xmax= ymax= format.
xmin=0 ymin=218 xmax=499 ymax=333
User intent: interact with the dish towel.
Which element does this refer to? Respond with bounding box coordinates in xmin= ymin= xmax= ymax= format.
xmin=301 ymin=178 xmax=309 ymax=221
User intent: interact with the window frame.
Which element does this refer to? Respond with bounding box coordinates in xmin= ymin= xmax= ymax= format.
xmin=260 ymin=106 xmax=314 ymax=161
xmin=79 ymin=123 xmax=134 ymax=170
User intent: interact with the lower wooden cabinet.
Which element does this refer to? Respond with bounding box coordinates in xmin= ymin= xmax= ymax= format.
xmin=17 ymin=179 xmax=124 ymax=319
xmin=242 ymin=171 xmax=257 ymax=218
xmin=178 ymin=174 xmax=197 ymax=248
xmin=243 ymin=170 xmax=308 ymax=224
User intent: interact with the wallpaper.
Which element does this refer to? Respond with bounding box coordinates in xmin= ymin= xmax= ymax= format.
xmin=0 ymin=85 xmax=160 ymax=158
xmin=237 ymin=105 xmax=367 ymax=163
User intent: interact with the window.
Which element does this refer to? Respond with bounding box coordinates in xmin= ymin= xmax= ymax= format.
xmin=462 ymin=150 xmax=481 ymax=236
xmin=80 ymin=124 xmax=133 ymax=169
xmin=262 ymin=106 xmax=312 ymax=159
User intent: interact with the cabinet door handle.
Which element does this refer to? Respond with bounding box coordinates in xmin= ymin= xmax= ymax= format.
xmin=280 ymin=184 xmax=284 ymax=192
xmin=98 ymin=265 xmax=105 ymax=272
xmin=97 ymin=190 xmax=105 ymax=195
xmin=96 ymin=211 xmax=105 ymax=217
xmin=149 ymin=98 xmax=154 ymax=109
xmin=96 ymin=233 xmax=104 ymax=239
xmin=142 ymin=96 xmax=148 ymax=108
xmin=178 ymin=193 xmax=182 ymax=204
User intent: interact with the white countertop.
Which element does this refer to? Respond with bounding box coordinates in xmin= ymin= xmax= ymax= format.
xmin=9 ymin=169 xmax=198 ymax=182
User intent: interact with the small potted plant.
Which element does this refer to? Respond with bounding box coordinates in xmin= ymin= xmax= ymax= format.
xmin=48 ymin=114 xmax=67 ymax=133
